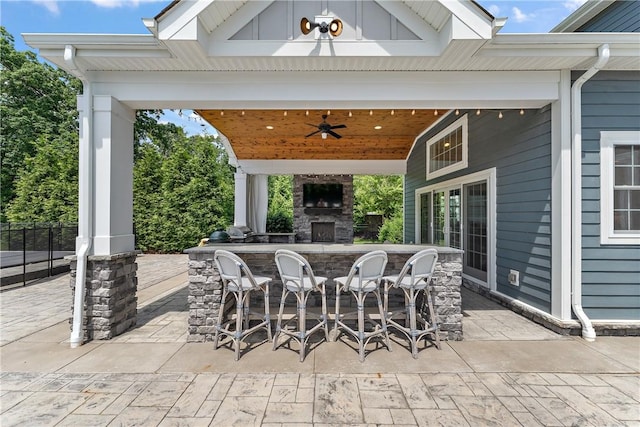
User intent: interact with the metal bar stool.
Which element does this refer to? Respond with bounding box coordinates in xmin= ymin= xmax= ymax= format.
xmin=383 ymin=248 xmax=441 ymax=358
xmin=333 ymin=250 xmax=391 ymax=362
xmin=213 ymin=249 xmax=272 ymax=360
xmin=273 ymin=249 xmax=329 ymax=362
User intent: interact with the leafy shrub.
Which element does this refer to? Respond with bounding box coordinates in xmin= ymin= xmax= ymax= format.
xmin=377 ymin=214 xmax=403 ymax=243
xmin=266 ymin=210 xmax=293 ymax=233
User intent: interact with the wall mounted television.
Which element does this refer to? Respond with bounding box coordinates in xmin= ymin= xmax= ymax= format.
xmin=303 ymin=183 xmax=343 ymax=208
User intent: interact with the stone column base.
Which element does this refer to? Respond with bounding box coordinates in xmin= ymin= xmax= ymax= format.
xmin=187 ymin=256 xmax=222 ymax=342
xmin=69 ymin=251 xmax=139 ymax=343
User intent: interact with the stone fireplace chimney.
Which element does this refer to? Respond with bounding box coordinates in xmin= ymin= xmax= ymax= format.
xmin=293 ymin=174 xmax=353 ymax=243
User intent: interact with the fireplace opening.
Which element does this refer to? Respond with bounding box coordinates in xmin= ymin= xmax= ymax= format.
xmin=312 ymin=222 xmax=335 ymax=243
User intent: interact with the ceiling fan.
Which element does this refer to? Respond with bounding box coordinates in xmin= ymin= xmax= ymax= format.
xmin=305 ymin=115 xmax=347 ymax=139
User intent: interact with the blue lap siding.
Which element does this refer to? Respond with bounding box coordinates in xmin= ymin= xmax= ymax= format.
xmin=404 ymin=109 xmax=553 ymax=313
xmin=580 ymin=71 xmax=640 ymax=320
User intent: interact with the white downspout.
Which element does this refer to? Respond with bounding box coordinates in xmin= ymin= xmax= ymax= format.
xmin=571 ymin=44 xmax=609 ymax=342
xmin=65 ymin=45 xmax=93 ymax=348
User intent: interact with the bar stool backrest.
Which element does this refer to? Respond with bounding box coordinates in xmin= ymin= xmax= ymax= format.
xmin=214 ymin=249 xmax=257 ymax=291
xmin=275 ymin=249 xmax=318 ymax=291
xmin=396 ymin=248 xmax=438 ymax=290
xmin=343 ymin=250 xmax=388 ymax=291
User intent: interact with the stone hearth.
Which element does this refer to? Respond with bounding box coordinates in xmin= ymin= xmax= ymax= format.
xmin=294 ymin=175 xmax=353 ymax=243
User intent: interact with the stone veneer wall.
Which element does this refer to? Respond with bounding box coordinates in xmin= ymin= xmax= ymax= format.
xmin=293 ymin=175 xmax=353 ymax=243
xmin=187 ymin=250 xmax=462 ymax=342
xmin=69 ymin=251 xmax=138 ymax=342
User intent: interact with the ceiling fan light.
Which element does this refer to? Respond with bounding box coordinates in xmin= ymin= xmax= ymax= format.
xmin=321 ymin=132 xmax=328 ymax=139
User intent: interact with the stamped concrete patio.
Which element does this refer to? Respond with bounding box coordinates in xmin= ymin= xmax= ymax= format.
xmin=1 ymin=254 xmax=638 ymax=426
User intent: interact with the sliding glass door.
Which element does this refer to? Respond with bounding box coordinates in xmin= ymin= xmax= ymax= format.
xmin=418 ymin=179 xmax=489 ymax=285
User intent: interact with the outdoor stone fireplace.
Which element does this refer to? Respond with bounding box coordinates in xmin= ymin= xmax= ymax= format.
xmin=293 ymin=174 xmax=353 ymax=243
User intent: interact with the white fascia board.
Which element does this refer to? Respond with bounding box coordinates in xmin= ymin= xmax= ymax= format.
xmin=208 ymin=39 xmax=443 ymax=57
xmin=91 ymin=70 xmax=559 ymax=109
xmin=210 ymin=0 xmax=275 ymax=41
xmin=487 ymin=32 xmax=640 ymax=48
xmin=236 ymin=160 xmax=407 ymax=175
xmin=479 ymin=33 xmax=640 ymax=61
xmin=437 ymin=0 xmax=493 ymax=39
xmin=23 ymin=33 xmax=161 ymax=50
xmin=157 ymin=0 xmax=216 ymax=40
xmin=373 ymin=0 xmax=441 ymax=42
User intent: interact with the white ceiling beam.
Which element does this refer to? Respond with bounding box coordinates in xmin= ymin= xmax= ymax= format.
xmin=88 ymin=70 xmax=559 ymax=109
xmin=237 ymin=160 xmax=407 ymax=175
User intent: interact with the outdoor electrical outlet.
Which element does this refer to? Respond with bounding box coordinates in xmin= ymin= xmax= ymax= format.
xmin=508 ymin=270 xmax=520 ymax=286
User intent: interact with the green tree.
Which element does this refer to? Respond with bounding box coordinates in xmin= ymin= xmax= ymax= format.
xmin=267 ymin=175 xmax=293 ymax=232
xmin=4 ymin=133 xmax=78 ymax=223
xmin=0 ymin=27 xmax=81 ymax=222
xmin=353 ymin=175 xmax=403 ymax=225
xmin=133 ymin=133 xmax=235 ymax=252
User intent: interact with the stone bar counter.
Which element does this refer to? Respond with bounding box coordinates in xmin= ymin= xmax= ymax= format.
xmin=184 ymin=244 xmax=463 ymax=342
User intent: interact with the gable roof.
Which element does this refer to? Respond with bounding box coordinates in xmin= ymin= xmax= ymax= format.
xmin=19 ymin=0 xmax=640 ymax=175
xmin=551 ymin=0 xmax=615 ymax=33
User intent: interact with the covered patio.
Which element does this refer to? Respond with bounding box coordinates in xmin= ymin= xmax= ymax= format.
xmin=22 ymin=0 xmax=639 ymax=346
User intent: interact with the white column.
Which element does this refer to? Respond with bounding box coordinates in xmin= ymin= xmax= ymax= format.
xmin=234 ymin=171 xmax=248 ymax=228
xmin=551 ymin=70 xmax=572 ymax=320
xmin=91 ymin=96 xmax=136 ymax=255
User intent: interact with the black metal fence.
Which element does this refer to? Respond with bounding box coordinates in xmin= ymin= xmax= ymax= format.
xmin=0 ymin=222 xmax=77 ymax=287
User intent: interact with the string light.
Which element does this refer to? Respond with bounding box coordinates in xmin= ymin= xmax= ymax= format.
xmin=411 ymin=109 xmax=415 ymax=116
xmin=220 ymin=111 xmax=224 ymax=116
xmin=434 ymin=110 xmax=439 ymax=116
xmin=476 ymin=109 xmax=481 ymax=116
xmin=520 ymin=108 xmax=525 ymax=115
xmin=283 ymin=111 xmax=287 ymax=116
xmin=327 ymin=110 xmax=331 ymax=116
xmin=348 ymin=111 xmax=352 ymax=117
xmin=369 ymin=110 xmax=373 ymax=116
xmin=305 ymin=110 xmax=309 ymax=116
xmin=390 ymin=109 xmax=395 ymax=116
xmin=241 ymin=110 xmax=245 ymax=116
xmin=498 ymin=111 xmax=503 ymax=119
xmin=455 ymin=109 xmax=460 ymax=115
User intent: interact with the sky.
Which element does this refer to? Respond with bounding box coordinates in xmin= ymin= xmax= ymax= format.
xmin=1 ymin=0 xmax=588 ymax=134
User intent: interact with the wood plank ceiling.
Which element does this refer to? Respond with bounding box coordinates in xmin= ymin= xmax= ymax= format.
xmin=197 ymin=109 xmax=442 ymax=160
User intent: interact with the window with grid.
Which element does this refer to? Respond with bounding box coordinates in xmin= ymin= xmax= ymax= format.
xmin=600 ymin=131 xmax=640 ymax=244
xmin=426 ymin=115 xmax=468 ymax=179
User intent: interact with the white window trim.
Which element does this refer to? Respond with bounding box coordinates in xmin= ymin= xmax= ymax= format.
xmin=415 ymin=167 xmax=497 ymax=291
xmin=600 ymin=130 xmax=640 ymax=245
xmin=426 ymin=114 xmax=469 ymax=180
